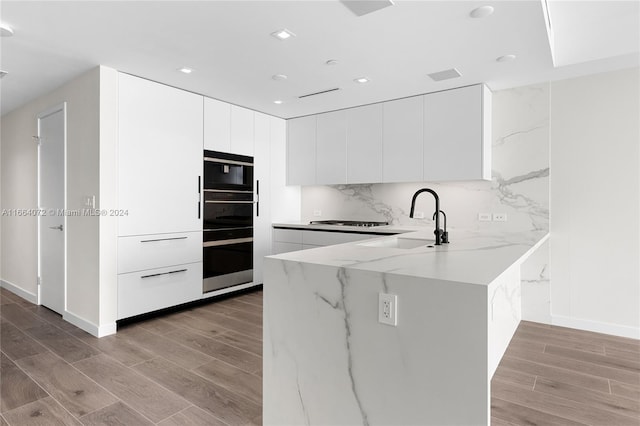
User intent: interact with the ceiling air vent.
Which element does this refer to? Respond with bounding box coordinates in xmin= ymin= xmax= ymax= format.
xmin=427 ymin=68 xmax=462 ymax=82
xmin=0 ymin=70 xmax=7 ymax=79
xmin=341 ymin=0 xmax=394 ymax=16
xmin=298 ymin=87 xmax=340 ymax=99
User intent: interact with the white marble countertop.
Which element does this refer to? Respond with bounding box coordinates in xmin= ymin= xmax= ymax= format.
xmin=268 ymin=228 xmax=549 ymax=286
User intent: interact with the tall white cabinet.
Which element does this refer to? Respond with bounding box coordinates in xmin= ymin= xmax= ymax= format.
xmin=118 ymin=74 xmax=203 ymax=236
xmin=117 ymin=73 xmax=204 ymax=320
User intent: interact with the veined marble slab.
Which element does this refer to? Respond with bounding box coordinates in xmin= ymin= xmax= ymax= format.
xmin=263 ymin=230 xmax=548 ymax=426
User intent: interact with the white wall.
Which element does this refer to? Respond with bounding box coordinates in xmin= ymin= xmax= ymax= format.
xmin=550 ymin=67 xmax=639 ymax=338
xmin=1 ymin=66 xmax=118 ymax=335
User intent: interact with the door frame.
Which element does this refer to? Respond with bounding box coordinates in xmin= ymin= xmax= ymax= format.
xmin=36 ymin=102 xmax=67 ymax=309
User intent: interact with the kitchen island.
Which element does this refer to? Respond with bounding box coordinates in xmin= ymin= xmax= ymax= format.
xmin=263 ymin=229 xmax=548 ymax=426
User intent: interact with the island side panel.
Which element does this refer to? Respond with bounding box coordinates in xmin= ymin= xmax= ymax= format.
xmin=264 ymin=257 xmax=490 ymax=426
xmin=488 ymin=264 xmax=522 ymax=377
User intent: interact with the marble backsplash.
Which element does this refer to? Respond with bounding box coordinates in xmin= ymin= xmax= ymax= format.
xmin=300 ymin=82 xmax=551 ymax=322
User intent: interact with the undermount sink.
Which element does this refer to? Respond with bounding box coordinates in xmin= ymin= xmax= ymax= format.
xmin=358 ymin=237 xmax=432 ymax=249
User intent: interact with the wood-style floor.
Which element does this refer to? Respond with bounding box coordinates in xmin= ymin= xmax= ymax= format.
xmin=2 ymin=286 xmax=639 ymax=425
xmin=0 ymin=287 xmax=263 ymax=425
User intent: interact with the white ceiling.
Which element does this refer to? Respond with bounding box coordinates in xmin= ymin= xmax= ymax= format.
xmin=0 ymin=0 xmax=638 ymax=119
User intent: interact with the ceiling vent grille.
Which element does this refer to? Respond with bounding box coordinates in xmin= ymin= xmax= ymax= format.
xmin=341 ymin=0 xmax=395 ymax=16
xmin=298 ymin=87 xmax=340 ymax=99
xmin=427 ymin=68 xmax=462 ymax=82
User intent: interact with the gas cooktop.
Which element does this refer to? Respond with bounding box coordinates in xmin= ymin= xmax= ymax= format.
xmin=309 ymin=220 xmax=389 ymax=228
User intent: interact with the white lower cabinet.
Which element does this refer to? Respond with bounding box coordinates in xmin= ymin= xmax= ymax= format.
xmin=272 ymin=228 xmax=383 ymax=254
xmin=117 ymin=262 xmax=202 ymax=320
xmin=117 ymin=232 xmax=201 ymax=274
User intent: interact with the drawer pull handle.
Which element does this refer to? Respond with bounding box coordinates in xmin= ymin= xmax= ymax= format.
xmin=140 ymin=237 xmax=188 ymax=243
xmin=140 ymin=269 xmax=187 ymax=279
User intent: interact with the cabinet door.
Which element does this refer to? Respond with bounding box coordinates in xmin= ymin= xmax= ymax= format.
xmin=316 ymin=110 xmax=347 ymax=184
xmin=117 ymin=262 xmax=202 ymax=319
xmin=231 ymin=105 xmax=254 ymax=156
xmin=287 ymin=116 xmax=316 ymax=185
xmin=383 ymin=96 xmax=423 ymax=183
xmin=204 ymin=98 xmax=231 ymax=152
xmin=271 ymin=117 xmax=301 ymax=221
xmin=424 ymin=84 xmax=489 ymax=181
xmin=118 ymin=74 xmax=203 ymax=236
xmin=347 ymin=103 xmax=383 ymax=184
xmin=253 ymin=112 xmax=271 ymax=285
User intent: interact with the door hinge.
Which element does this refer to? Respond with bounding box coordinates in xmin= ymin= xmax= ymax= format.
xmin=37 ymin=276 xmax=41 ymax=286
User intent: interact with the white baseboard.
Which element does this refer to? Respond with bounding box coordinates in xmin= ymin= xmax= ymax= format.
xmin=552 ymin=314 xmax=640 ymax=340
xmin=63 ymin=310 xmax=116 ymax=338
xmin=0 ymin=279 xmax=38 ymax=304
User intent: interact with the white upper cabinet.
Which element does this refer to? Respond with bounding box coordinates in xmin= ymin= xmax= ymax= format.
xmin=118 ymin=73 xmax=203 ymax=237
xmin=346 ymin=103 xmax=383 ymax=184
xmin=203 ymin=98 xmax=231 ymax=152
xmin=383 ymin=96 xmax=424 ymax=183
xmin=424 ymin=84 xmax=491 ymax=181
xmin=287 ymin=115 xmax=317 ymax=185
xmin=231 ymin=105 xmax=255 ymax=156
xmin=285 ymin=84 xmax=491 ymax=185
xmin=316 ymin=110 xmax=347 ymax=184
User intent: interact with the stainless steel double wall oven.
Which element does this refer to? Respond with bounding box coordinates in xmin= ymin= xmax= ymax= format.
xmin=203 ymin=150 xmax=254 ymax=293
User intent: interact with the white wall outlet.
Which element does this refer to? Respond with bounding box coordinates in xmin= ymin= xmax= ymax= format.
xmin=413 ymin=211 xmax=425 ymax=219
xmin=478 ymin=212 xmax=492 ymax=221
xmin=378 ymin=293 xmax=398 ymax=326
xmin=83 ymin=195 xmax=95 ymax=208
xmin=313 ymin=210 xmax=322 ymax=217
xmin=493 ymin=213 xmax=507 ymax=222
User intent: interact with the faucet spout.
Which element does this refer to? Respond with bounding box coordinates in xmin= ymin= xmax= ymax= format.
xmin=409 ymin=188 xmax=442 ymax=245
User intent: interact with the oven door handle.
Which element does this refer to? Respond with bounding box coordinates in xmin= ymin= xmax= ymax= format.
xmin=203 ymin=237 xmax=253 ymax=247
xmin=205 ymin=200 xmax=255 ymax=204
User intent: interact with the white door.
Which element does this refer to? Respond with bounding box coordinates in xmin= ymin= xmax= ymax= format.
xmin=38 ymin=104 xmax=66 ymax=314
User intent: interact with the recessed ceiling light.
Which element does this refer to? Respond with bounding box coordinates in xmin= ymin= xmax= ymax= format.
xmin=469 ymin=5 xmax=494 ymax=18
xmin=325 ymin=59 xmax=339 ymax=66
xmin=178 ymin=67 xmax=193 ymax=74
xmin=427 ymin=68 xmax=462 ymax=81
xmin=271 ymin=29 xmax=296 ymax=41
xmin=496 ymin=54 xmax=517 ymax=63
xmin=354 ymin=77 xmax=370 ymax=84
xmin=274 ymin=100 xmax=283 ymax=105
xmin=0 ymin=24 xmax=14 ymax=37
xmin=272 ymin=74 xmax=288 ymax=81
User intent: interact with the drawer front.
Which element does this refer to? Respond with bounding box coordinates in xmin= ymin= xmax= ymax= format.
xmin=272 ymin=228 xmax=303 ymax=244
xmin=118 ymin=232 xmax=202 ymax=274
xmin=272 ymin=241 xmax=303 ymax=255
xmin=302 ymin=231 xmax=376 ymax=246
xmin=117 ymin=262 xmax=202 ymax=320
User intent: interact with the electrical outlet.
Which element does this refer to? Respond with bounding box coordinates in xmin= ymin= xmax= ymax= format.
xmin=378 ymin=293 xmax=398 ymax=326
xmin=413 ymin=211 xmax=425 ymax=219
xmin=478 ymin=212 xmax=492 ymax=221
xmin=313 ymin=210 xmax=322 ymax=217
xmin=493 ymin=213 xmax=507 ymax=222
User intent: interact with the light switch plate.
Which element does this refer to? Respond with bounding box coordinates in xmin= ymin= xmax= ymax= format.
xmin=83 ymin=195 xmax=95 ymax=209
xmin=478 ymin=212 xmax=492 ymax=221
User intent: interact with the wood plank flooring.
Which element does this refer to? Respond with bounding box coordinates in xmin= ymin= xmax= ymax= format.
xmin=0 ymin=287 xmax=262 ymax=425
xmin=2 ymin=286 xmax=639 ymax=425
